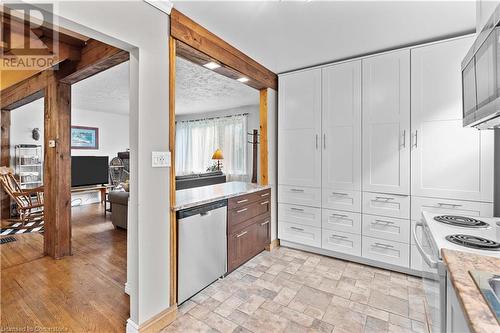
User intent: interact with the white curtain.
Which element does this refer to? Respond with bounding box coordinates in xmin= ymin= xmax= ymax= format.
xmin=175 ymin=114 xmax=248 ymax=180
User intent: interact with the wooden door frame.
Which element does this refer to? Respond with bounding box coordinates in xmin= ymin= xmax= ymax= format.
xmin=168 ymin=9 xmax=277 ymax=306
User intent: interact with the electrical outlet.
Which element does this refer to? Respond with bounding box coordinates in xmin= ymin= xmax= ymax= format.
xmin=152 ymin=151 xmax=170 ymax=168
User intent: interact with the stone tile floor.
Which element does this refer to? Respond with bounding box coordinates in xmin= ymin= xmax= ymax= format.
xmin=162 ymin=247 xmax=429 ymax=333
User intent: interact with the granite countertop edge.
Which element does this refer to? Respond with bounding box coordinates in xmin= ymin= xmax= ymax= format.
xmin=442 ymin=248 xmax=500 ymax=333
xmin=173 ymin=183 xmax=272 ymax=211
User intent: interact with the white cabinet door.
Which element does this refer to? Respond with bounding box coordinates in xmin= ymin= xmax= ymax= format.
xmin=362 ymin=50 xmax=410 ymax=195
xmin=322 ymin=61 xmax=361 ymax=193
xmin=411 ymin=37 xmax=494 ymax=202
xmin=278 ymin=69 xmax=322 ymax=188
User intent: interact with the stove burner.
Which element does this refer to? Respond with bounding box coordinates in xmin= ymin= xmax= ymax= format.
xmin=433 ymin=215 xmax=489 ymax=228
xmin=446 ymin=234 xmax=500 ymax=251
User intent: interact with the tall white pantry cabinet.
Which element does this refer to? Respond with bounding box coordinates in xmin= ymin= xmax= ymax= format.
xmin=278 ymin=35 xmax=494 ymax=273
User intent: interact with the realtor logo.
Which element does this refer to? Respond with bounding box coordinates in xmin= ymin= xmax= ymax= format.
xmin=1 ymin=3 xmax=59 ymax=71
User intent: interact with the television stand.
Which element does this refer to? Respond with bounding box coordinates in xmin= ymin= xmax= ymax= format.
xmin=71 ymin=184 xmax=113 ymax=213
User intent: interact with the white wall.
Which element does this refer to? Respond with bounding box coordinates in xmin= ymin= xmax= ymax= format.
xmin=22 ymin=1 xmax=171 ymax=330
xmin=176 ymin=104 xmax=260 ymax=179
xmin=10 ymin=99 xmax=129 ymax=164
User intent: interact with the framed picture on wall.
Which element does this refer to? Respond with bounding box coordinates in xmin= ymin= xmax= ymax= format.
xmin=71 ymin=126 xmax=99 ymax=149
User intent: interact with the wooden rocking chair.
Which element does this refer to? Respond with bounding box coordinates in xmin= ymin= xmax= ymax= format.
xmin=0 ymin=167 xmax=44 ymax=227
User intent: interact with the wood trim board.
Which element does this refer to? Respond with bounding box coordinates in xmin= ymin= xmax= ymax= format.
xmin=170 ymin=8 xmax=277 ymax=90
xmin=259 ymin=89 xmax=269 ymax=186
xmin=169 ymin=36 xmax=177 ymax=307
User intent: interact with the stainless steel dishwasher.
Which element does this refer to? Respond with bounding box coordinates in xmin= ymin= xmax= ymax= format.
xmin=177 ymin=199 xmax=227 ymax=304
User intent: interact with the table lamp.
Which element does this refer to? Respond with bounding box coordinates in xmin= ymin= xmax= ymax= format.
xmin=212 ymin=149 xmax=224 ymax=171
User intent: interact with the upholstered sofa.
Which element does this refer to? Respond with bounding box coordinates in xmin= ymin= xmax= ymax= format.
xmin=108 ymin=191 xmax=129 ymax=229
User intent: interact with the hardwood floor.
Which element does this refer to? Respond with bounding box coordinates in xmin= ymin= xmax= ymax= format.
xmin=1 ymin=203 xmax=129 ymax=332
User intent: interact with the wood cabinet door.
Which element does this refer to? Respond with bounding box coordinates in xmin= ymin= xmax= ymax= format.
xmin=278 ymin=69 xmax=322 ymax=188
xmin=322 ymin=61 xmax=362 ymax=194
xmin=256 ymin=217 xmax=271 ymax=249
xmin=362 ymin=50 xmax=410 ymax=195
xmin=411 ymin=37 xmax=493 ymax=202
xmin=227 ymin=223 xmax=258 ymax=272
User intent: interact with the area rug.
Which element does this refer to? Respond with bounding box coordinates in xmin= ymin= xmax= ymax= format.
xmin=0 ymin=220 xmax=44 ymax=236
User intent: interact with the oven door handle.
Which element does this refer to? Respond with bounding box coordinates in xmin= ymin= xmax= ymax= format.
xmin=413 ymin=221 xmax=438 ymax=269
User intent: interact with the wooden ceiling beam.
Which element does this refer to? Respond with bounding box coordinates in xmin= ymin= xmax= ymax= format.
xmin=170 ymin=8 xmax=278 ymax=90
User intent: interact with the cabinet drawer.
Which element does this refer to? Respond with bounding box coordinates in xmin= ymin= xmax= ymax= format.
xmin=322 ymin=209 xmax=361 ymax=234
xmin=322 ymin=188 xmax=361 ymax=212
xmin=279 ymin=203 xmax=321 ymax=228
xmin=278 ymin=185 xmax=321 ymax=207
xmin=322 ymin=230 xmax=361 ymax=256
xmin=362 ymin=236 xmax=409 ymax=268
xmin=410 ymin=196 xmax=493 ymax=221
xmin=278 ymin=222 xmax=321 ymax=248
xmin=229 ymin=189 xmax=271 ymax=210
xmin=362 ymin=214 xmax=410 ymax=244
xmin=228 ymin=199 xmax=270 ymax=227
xmin=362 ymin=192 xmax=410 ymax=219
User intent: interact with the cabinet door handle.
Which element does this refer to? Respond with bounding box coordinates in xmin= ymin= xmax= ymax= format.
xmin=330 ymin=235 xmax=348 ymax=240
xmin=237 ymin=208 xmax=248 ymax=214
xmin=260 ymin=193 xmax=270 ymax=197
xmin=332 ymin=192 xmax=348 ymax=196
xmin=261 ymin=220 xmax=270 ymax=226
xmin=413 ymin=130 xmax=418 ymax=148
xmin=261 ymin=201 xmax=269 ymax=205
xmin=290 ymin=188 xmax=304 ymax=193
xmin=374 ymin=219 xmax=395 ymax=225
xmin=331 ymin=213 xmax=348 ymax=218
xmin=401 ymin=130 xmax=406 ymax=148
xmin=236 ymin=231 xmax=248 ymax=238
xmin=375 ymin=196 xmax=395 ymax=201
xmin=315 ymin=134 xmax=319 ymax=149
xmin=290 ymin=207 xmax=304 ymax=212
xmin=237 ymin=199 xmax=249 ymax=204
xmin=437 ymin=202 xmax=463 ymax=208
xmin=323 ymin=133 xmax=326 ymax=149
xmin=290 ymin=226 xmax=304 ymax=231
xmin=374 ymin=242 xmax=394 ymax=249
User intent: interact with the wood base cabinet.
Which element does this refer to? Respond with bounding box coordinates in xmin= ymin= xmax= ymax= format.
xmin=227 ymin=189 xmax=271 ymax=272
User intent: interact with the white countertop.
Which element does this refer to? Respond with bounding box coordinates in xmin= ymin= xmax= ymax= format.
xmin=174 ymin=181 xmax=271 ymax=211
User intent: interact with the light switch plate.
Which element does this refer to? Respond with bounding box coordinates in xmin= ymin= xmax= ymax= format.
xmin=152 ymin=151 xmax=170 ymax=168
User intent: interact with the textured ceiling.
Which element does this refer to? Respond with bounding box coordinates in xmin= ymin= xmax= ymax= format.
xmin=175 ymin=57 xmax=259 ymax=114
xmin=173 ymin=1 xmax=476 ymax=73
xmin=70 ymin=57 xmax=258 ymax=115
xmin=72 ymin=61 xmax=130 ymax=114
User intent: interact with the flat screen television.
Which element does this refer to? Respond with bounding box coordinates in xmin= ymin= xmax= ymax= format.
xmin=71 ymin=156 xmax=109 ymax=187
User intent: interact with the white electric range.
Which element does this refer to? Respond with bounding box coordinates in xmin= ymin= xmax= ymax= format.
xmin=413 ymin=212 xmax=500 ymax=333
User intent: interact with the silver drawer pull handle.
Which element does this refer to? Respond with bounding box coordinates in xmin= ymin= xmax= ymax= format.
xmin=374 ymin=242 xmax=394 ymax=249
xmin=375 ymin=196 xmax=395 ymax=201
xmin=261 ymin=220 xmax=270 ymax=226
xmin=237 ymin=208 xmax=248 ymax=214
xmin=261 ymin=201 xmax=270 ymax=205
xmin=374 ymin=219 xmax=395 ymax=225
xmin=332 ymin=192 xmax=348 ymax=196
xmin=331 ymin=214 xmax=348 ymax=218
xmin=330 ymin=235 xmax=348 ymax=240
xmin=290 ymin=207 xmax=304 ymax=212
xmin=237 ymin=199 xmax=249 ymax=204
xmin=290 ymin=226 xmax=304 ymax=231
xmin=290 ymin=188 xmax=304 ymax=193
xmin=261 ymin=193 xmax=270 ymax=197
xmin=236 ymin=231 xmax=248 ymax=238
xmin=437 ymin=202 xmax=463 ymax=208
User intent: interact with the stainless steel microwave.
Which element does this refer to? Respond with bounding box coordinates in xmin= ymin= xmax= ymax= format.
xmin=462 ymin=3 xmax=500 ymax=129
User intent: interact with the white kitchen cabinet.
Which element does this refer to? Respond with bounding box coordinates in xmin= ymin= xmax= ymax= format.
xmin=446 ymin=276 xmax=471 ymax=333
xmin=278 ymin=69 xmax=322 ymax=188
xmin=321 ymin=61 xmax=361 ymax=195
xmin=362 ymin=50 xmax=410 ymax=195
xmin=411 ymin=37 xmax=494 ymax=202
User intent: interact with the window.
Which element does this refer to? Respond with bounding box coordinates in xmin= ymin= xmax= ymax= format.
xmin=175 ymin=114 xmax=248 ymax=178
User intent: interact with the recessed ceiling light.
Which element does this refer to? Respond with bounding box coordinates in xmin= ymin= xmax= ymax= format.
xmin=203 ymin=62 xmax=221 ymax=70
xmin=237 ymin=77 xmax=249 ymax=83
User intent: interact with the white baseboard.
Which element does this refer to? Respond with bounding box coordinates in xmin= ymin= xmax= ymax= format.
xmin=126 ymin=319 xmax=140 ymax=333
xmin=125 ymin=282 xmax=130 ymax=295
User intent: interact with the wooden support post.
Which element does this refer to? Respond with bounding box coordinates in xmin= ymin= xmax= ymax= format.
xmin=259 ymin=89 xmax=269 ymax=186
xmin=1 ymin=110 xmax=11 ymax=218
xmin=43 ymin=75 xmax=71 ymax=258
